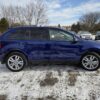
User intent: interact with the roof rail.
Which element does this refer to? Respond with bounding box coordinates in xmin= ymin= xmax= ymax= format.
xmin=9 ymin=25 xmax=37 ymax=28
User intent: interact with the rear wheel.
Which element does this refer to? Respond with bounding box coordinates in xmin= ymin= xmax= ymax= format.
xmin=81 ymin=52 xmax=100 ymax=71
xmin=5 ymin=52 xmax=28 ymax=72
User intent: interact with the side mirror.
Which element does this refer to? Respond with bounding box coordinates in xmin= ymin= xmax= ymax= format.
xmin=72 ymin=36 xmax=79 ymax=43
xmin=75 ymin=37 xmax=79 ymax=42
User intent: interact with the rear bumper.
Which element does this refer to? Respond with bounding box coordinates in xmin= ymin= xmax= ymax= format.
xmin=0 ymin=53 xmax=5 ymax=64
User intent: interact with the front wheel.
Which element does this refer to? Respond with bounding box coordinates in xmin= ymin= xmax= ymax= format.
xmin=5 ymin=52 xmax=28 ymax=72
xmin=81 ymin=52 xmax=100 ymax=71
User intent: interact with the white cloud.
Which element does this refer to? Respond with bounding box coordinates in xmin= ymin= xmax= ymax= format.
xmin=0 ymin=0 xmax=100 ymax=25
xmin=48 ymin=0 xmax=100 ymax=25
xmin=48 ymin=1 xmax=61 ymax=9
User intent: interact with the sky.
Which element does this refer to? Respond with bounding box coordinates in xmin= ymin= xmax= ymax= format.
xmin=0 ymin=0 xmax=100 ymax=25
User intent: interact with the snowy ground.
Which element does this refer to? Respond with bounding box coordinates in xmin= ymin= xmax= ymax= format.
xmin=0 ymin=63 xmax=100 ymax=100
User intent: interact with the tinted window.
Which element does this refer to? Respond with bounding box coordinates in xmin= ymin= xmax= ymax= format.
xmin=8 ymin=28 xmax=49 ymax=40
xmin=30 ymin=28 xmax=49 ymax=40
xmin=8 ymin=29 xmax=30 ymax=40
xmin=49 ymin=29 xmax=74 ymax=41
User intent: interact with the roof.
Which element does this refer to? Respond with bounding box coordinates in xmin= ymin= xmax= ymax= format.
xmin=9 ymin=26 xmax=64 ymax=30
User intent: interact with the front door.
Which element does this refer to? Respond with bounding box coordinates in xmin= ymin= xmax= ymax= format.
xmin=48 ymin=28 xmax=81 ymax=62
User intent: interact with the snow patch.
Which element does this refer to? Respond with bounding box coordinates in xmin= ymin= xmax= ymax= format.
xmin=0 ymin=63 xmax=100 ymax=100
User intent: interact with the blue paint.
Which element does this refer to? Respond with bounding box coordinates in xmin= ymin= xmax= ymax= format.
xmin=0 ymin=27 xmax=100 ymax=65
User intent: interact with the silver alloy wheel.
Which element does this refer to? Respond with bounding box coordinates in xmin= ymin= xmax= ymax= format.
xmin=7 ymin=55 xmax=24 ymax=71
xmin=82 ymin=55 xmax=99 ymax=70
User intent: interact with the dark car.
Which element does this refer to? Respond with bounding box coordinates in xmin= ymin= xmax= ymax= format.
xmin=0 ymin=26 xmax=100 ymax=72
xmin=95 ymin=31 xmax=100 ymax=40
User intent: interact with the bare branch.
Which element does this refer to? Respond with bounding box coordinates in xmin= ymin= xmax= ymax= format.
xmin=0 ymin=0 xmax=48 ymax=26
xmin=80 ymin=12 xmax=100 ymax=31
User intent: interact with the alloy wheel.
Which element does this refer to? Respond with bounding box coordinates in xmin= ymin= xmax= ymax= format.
xmin=7 ymin=55 xmax=24 ymax=71
xmin=82 ymin=55 xmax=99 ymax=70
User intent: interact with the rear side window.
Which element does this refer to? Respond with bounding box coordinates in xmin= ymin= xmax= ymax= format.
xmin=8 ymin=29 xmax=30 ymax=40
xmin=7 ymin=28 xmax=49 ymax=40
xmin=30 ymin=28 xmax=49 ymax=40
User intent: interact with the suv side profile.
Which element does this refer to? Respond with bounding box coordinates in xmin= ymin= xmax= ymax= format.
xmin=0 ymin=26 xmax=100 ymax=72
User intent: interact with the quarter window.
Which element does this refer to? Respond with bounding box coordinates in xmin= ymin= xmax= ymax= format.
xmin=8 ymin=28 xmax=49 ymax=40
xmin=8 ymin=29 xmax=30 ymax=40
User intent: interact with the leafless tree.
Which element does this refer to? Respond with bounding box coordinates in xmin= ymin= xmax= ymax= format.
xmin=1 ymin=5 xmax=17 ymax=26
xmin=79 ymin=12 xmax=100 ymax=31
xmin=33 ymin=0 xmax=48 ymax=26
xmin=0 ymin=0 xmax=48 ymax=26
xmin=23 ymin=3 xmax=34 ymax=25
xmin=15 ymin=6 xmax=26 ymax=25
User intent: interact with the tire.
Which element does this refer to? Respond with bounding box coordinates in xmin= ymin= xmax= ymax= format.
xmin=5 ymin=52 xmax=28 ymax=72
xmin=81 ymin=52 xmax=100 ymax=71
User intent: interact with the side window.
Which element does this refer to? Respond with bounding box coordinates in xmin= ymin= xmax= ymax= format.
xmin=30 ymin=28 xmax=49 ymax=40
xmin=49 ymin=29 xmax=74 ymax=41
xmin=8 ymin=29 xmax=30 ymax=40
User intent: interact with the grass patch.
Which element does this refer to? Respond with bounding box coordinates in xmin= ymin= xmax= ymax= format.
xmin=57 ymin=69 xmax=62 ymax=76
xmin=17 ymin=78 xmax=22 ymax=83
xmin=0 ymin=95 xmax=7 ymax=100
xmin=40 ymin=72 xmax=58 ymax=87
xmin=89 ymin=90 xmax=96 ymax=100
xmin=21 ymin=96 xmax=28 ymax=100
xmin=68 ymin=72 xmax=79 ymax=86
xmin=66 ymin=95 xmax=77 ymax=100
xmin=37 ymin=95 xmax=56 ymax=100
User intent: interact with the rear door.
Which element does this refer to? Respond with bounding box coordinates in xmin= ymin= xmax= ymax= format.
xmin=26 ymin=27 xmax=51 ymax=61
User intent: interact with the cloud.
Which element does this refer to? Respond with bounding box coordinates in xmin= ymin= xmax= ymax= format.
xmin=0 ymin=0 xmax=100 ymax=25
xmin=48 ymin=0 xmax=100 ymax=25
xmin=47 ymin=0 xmax=61 ymax=9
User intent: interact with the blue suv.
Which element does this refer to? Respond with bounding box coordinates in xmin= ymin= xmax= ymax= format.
xmin=0 ymin=26 xmax=100 ymax=71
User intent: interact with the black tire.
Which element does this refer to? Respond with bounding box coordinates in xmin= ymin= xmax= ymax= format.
xmin=81 ymin=52 xmax=100 ymax=71
xmin=5 ymin=52 xmax=28 ymax=72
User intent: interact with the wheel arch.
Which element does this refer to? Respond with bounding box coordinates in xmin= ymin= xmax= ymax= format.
xmin=3 ymin=50 xmax=28 ymax=63
xmin=81 ymin=48 xmax=100 ymax=60
xmin=80 ymin=49 xmax=100 ymax=71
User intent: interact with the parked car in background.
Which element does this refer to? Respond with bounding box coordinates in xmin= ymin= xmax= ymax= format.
xmin=95 ymin=31 xmax=100 ymax=40
xmin=0 ymin=26 xmax=100 ymax=72
xmin=78 ymin=31 xmax=94 ymax=40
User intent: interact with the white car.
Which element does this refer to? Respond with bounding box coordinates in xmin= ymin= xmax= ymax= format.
xmin=78 ymin=31 xmax=94 ymax=40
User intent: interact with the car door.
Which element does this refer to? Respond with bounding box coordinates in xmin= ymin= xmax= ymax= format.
xmin=48 ymin=28 xmax=81 ymax=62
xmin=4 ymin=27 xmax=51 ymax=61
xmin=26 ymin=27 xmax=51 ymax=61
